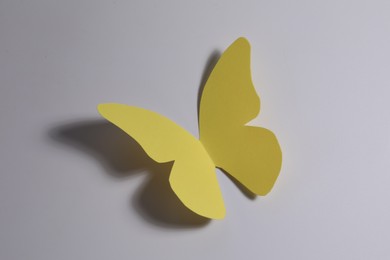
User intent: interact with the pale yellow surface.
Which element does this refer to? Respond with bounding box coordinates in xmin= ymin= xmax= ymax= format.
xmin=199 ymin=37 xmax=282 ymax=195
xmin=98 ymin=37 xmax=282 ymax=219
xmin=97 ymin=104 xmax=225 ymax=219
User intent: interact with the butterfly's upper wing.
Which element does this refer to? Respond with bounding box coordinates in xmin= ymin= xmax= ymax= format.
xmin=98 ymin=104 xmax=225 ymax=219
xmin=199 ymin=37 xmax=282 ymax=195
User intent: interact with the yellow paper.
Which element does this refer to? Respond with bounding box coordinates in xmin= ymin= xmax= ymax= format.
xmin=199 ymin=38 xmax=282 ymax=195
xmin=97 ymin=104 xmax=226 ymax=219
xmin=98 ymin=37 xmax=282 ymax=219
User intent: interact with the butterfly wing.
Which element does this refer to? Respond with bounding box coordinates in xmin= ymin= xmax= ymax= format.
xmin=98 ymin=104 xmax=225 ymax=219
xmin=199 ymin=37 xmax=282 ymax=195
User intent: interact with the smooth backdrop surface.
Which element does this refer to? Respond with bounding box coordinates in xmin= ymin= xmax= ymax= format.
xmin=1 ymin=1 xmax=389 ymax=259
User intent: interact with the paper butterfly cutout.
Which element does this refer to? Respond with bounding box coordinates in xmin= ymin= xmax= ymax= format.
xmin=98 ymin=37 xmax=282 ymax=219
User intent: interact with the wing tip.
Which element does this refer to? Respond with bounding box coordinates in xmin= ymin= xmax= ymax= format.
xmin=97 ymin=103 xmax=124 ymax=117
xmin=199 ymin=208 xmax=226 ymax=220
xmin=97 ymin=103 xmax=113 ymax=119
xmin=97 ymin=103 xmax=110 ymax=113
xmin=169 ymin=176 xmax=226 ymax=220
xmin=97 ymin=103 xmax=107 ymax=117
xmin=233 ymin=37 xmax=251 ymax=49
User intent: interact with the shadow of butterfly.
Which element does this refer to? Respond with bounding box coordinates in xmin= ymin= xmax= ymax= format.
xmin=98 ymin=37 xmax=282 ymax=219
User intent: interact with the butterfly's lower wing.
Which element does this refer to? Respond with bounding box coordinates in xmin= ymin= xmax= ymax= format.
xmin=98 ymin=104 xmax=225 ymax=219
xmin=211 ymin=126 xmax=282 ymax=195
xmin=199 ymin=37 xmax=282 ymax=195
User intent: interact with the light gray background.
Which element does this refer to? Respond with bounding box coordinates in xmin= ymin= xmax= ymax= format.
xmin=1 ymin=1 xmax=389 ymax=259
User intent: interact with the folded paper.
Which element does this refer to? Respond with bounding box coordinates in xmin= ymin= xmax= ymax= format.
xmin=98 ymin=37 xmax=282 ymax=219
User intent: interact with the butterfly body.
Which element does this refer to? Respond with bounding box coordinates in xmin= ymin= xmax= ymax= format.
xmin=98 ymin=38 xmax=282 ymax=219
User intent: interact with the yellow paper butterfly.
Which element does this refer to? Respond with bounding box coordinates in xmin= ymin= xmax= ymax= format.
xmin=98 ymin=37 xmax=282 ymax=219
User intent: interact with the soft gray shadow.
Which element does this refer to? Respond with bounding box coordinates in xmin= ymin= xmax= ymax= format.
xmin=47 ymin=50 xmax=235 ymax=228
xmin=197 ymin=50 xmax=221 ymax=125
xmin=49 ymin=120 xmax=210 ymax=228
xmin=219 ymin=168 xmax=256 ymax=200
